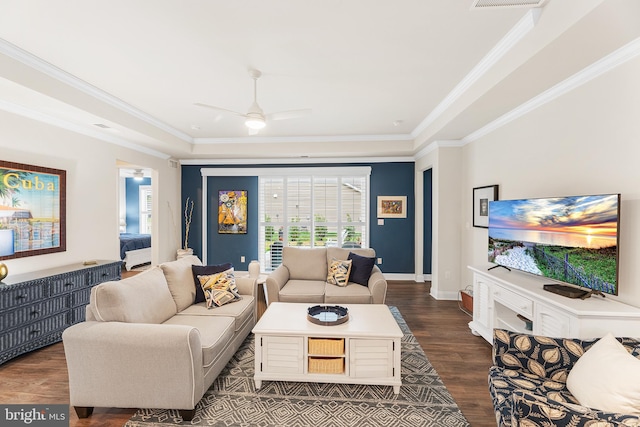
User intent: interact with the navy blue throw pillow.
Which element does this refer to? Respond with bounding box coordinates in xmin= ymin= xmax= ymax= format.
xmin=192 ymin=263 xmax=233 ymax=303
xmin=347 ymin=252 xmax=375 ymax=286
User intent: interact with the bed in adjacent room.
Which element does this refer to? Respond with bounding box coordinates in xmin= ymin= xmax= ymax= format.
xmin=119 ymin=233 xmax=152 ymax=270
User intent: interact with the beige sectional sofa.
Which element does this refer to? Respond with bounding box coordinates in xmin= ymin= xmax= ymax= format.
xmin=62 ymin=255 xmax=257 ymax=421
xmin=265 ymin=246 xmax=387 ymax=305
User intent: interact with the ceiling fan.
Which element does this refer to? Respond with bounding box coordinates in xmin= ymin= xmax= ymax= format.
xmin=195 ymin=69 xmax=311 ymax=135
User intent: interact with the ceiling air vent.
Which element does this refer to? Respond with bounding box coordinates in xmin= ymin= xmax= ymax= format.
xmin=471 ymin=0 xmax=548 ymax=8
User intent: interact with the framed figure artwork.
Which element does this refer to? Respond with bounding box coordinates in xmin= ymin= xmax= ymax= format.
xmin=218 ymin=190 xmax=247 ymax=234
xmin=377 ymin=196 xmax=407 ymax=219
xmin=473 ymin=185 xmax=499 ymax=228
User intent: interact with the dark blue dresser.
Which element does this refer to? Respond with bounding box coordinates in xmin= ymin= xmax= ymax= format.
xmin=0 ymin=260 xmax=121 ymax=364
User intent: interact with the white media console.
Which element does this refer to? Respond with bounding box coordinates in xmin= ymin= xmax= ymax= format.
xmin=468 ymin=265 xmax=640 ymax=343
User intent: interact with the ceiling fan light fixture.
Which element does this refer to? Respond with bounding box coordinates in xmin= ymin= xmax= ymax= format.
xmin=195 ymin=68 xmax=311 ymax=134
xmin=133 ymin=169 xmax=144 ymax=181
xmin=245 ymin=116 xmax=266 ymax=130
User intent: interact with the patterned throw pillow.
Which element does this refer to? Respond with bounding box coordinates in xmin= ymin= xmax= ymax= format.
xmin=192 ymin=263 xmax=232 ymax=303
xmin=327 ymin=258 xmax=352 ymax=287
xmin=197 ymin=268 xmax=241 ymax=308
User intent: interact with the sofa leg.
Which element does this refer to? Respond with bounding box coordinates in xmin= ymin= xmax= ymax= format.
xmin=74 ymin=406 xmax=94 ymax=418
xmin=179 ymin=409 xmax=196 ymax=421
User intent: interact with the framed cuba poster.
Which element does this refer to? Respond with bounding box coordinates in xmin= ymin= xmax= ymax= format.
xmin=0 ymin=161 xmax=66 ymax=260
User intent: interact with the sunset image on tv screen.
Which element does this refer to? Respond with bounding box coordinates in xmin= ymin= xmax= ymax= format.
xmin=488 ymin=194 xmax=619 ymax=295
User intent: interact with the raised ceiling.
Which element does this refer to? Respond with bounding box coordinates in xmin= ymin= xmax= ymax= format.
xmin=0 ymin=0 xmax=636 ymax=161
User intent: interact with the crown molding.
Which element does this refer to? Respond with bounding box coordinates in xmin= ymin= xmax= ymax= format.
xmin=412 ymin=9 xmax=540 ymax=138
xmin=0 ymin=38 xmax=192 ymax=144
xmin=180 ymin=156 xmax=415 ymax=166
xmin=414 ymin=140 xmax=465 ymax=159
xmin=463 ymin=36 xmax=640 ymax=143
xmin=200 ymin=166 xmax=372 ymax=177
xmin=0 ymin=98 xmax=170 ymax=159
xmin=192 ymin=133 xmax=414 ymax=145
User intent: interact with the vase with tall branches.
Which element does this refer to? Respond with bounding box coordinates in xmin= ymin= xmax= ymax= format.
xmin=176 ymin=197 xmax=194 ymax=259
xmin=183 ymin=197 xmax=194 ymax=250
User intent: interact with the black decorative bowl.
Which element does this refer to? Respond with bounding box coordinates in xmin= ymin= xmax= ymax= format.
xmin=307 ymin=305 xmax=349 ymax=326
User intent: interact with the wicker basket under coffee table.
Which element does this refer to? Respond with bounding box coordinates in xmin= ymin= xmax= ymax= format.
xmin=252 ymin=302 xmax=403 ymax=393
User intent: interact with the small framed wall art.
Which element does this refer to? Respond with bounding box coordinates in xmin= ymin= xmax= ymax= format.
xmin=218 ymin=190 xmax=247 ymax=234
xmin=473 ymin=185 xmax=499 ymax=228
xmin=377 ymin=196 xmax=407 ymax=219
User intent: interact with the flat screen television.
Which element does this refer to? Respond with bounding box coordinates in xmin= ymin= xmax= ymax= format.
xmin=488 ymin=193 xmax=620 ymax=296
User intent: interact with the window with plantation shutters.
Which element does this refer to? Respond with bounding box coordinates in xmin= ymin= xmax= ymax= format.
xmin=139 ymin=185 xmax=152 ymax=234
xmin=259 ymin=168 xmax=370 ymax=272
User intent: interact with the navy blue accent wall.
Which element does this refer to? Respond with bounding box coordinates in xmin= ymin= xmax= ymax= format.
xmin=181 ymin=162 xmax=416 ymax=273
xmin=206 ymin=176 xmax=259 ymax=269
xmin=369 ymin=163 xmax=415 ymax=273
xmin=125 ymin=177 xmax=151 ymax=233
xmin=181 ymin=166 xmax=203 ymax=256
xmin=423 ymin=169 xmax=433 ymax=275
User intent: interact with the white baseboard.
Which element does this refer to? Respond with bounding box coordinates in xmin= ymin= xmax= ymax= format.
xmin=414 ymin=274 xmax=432 ymax=283
xmin=430 ymin=289 xmax=460 ymax=301
xmin=383 ymin=273 xmax=430 ymax=282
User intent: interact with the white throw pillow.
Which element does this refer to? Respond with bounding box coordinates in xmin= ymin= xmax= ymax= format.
xmin=566 ymin=332 xmax=640 ymax=415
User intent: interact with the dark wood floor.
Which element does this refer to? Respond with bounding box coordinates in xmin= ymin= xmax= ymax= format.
xmin=0 ymin=279 xmax=496 ymax=427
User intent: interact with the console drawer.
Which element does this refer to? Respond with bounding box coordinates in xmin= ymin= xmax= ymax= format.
xmin=0 ymin=282 xmax=44 ymax=308
xmin=0 ymin=295 xmax=68 ymax=331
xmin=493 ymin=285 xmax=533 ymax=317
xmin=47 ymin=273 xmax=87 ymax=294
xmin=71 ymin=287 xmax=92 ymax=307
xmin=89 ymin=264 xmax=121 ymax=285
xmin=1 ymin=312 xmax=69 ymax=349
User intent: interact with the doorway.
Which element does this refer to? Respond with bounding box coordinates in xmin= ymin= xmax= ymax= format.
xmin=117 ymin=164 xmax=154 ymax=270
xmin=423 ymin=168 xmax=433 ymax=277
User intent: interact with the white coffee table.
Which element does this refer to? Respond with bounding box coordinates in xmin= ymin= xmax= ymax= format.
xmin=252 ymin=302 xmax=403 ymax=393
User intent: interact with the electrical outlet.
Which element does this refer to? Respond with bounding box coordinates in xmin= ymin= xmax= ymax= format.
xmin=240 ymin=256 xmax=245 ymax=263
xmin=377 ymin=258 xmax=382 ymax=264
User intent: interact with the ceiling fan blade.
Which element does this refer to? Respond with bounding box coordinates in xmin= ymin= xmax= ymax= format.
xmin=194 ymin=103 xmax=246 ymax=118
xmin=267 ymin=108 xmax=312 ymax=121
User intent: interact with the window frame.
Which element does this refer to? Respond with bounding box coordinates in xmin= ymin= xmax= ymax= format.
xmin=139 ymin=184 xmax=152 ymax=234
xmin=200 ymin=167 xmax=371 ymax=267
xmin=258 ymin=168 xmax=370 ymax=271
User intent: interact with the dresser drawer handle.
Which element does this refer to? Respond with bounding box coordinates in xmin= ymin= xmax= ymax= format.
xmin=101 ymin=273 xmax=109 ymax=277
xmin=30 ymin=310 xmax=40 ymax=316
xmin=64 ymin=283 xmax=74 ymax=287
xmin=29 ymin=330 xmax=40 ymax=335
xmin=15 ymin=294 xmax=27 ymax=300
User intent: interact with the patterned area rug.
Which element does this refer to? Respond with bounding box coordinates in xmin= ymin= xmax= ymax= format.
xmin=125 ymin=307 xmax=470 ymax=427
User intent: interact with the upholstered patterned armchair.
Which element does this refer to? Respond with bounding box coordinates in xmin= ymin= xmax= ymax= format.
xmin=489 ymin=329 xmax=640 ymax=427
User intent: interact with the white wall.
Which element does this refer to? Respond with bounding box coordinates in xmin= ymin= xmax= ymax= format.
xmin=0 ymin=109 xmax=181 ymax=276
xmin=461 ymin=54 xmax=640 ymax=308
xmin=416 ymin=144 xmax=463 ymax=300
